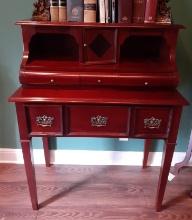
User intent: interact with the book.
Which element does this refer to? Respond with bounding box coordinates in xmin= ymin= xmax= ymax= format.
xmin=107 ymin=0 xmax=112 ymax=23
xmin=118 ymin=0 xmax=132 ymax=23
xmin=104 ymin=0 xmax=109 ymax=23
xmin=111 ymin=0 xmax=117 ymax=23
xmin=133 ymin=0 xmax=146 ymax=23
xmin=84 ymin=0 xmax=97 ymax=22
xmin=50 ymin=0 xmax=59 ymax=21
xmin=144 ymin=0 xmax=158 ymax=23
xmin=67 ymin=0 xmax=84 ymax=22
xmin=98 ymin=0 xmax=105 ymax=23
xmin=59 ymin=0 xmax=67 ymax=21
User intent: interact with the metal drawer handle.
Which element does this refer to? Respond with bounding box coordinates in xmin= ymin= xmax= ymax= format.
xmin=144 ymin=117 xmax=162 ymax=129
xmin=91 ymin=115 xmax=108 ymax=127
xmin=36 ymin=115 xmax=54 ymax=127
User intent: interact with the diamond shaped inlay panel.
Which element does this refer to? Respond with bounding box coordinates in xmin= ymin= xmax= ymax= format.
xmin=89 ymin=34 xmax=111 ymax=57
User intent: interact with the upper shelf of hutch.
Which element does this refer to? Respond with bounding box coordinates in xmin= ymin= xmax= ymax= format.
xmin=16 ymin=20 xmax=184 ymax=29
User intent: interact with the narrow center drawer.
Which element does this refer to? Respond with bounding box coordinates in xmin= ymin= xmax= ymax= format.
xmin=67 ymin=105 xmax=130 ymax=137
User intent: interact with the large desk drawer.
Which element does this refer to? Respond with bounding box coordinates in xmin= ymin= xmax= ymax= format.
xmin=130 ymin=107 xmax=173 ymax=138
xmin=67 ymin=105 xmax=129 ymax=136
xmin=27 ymin=105 xmax=63 ymax=136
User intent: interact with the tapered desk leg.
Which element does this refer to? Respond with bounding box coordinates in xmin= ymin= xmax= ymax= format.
xmin=16 ymin=103 xmax=39 ymax=210
xmin=155 ymin=141 xmax=176 ymax=211
xmin=42 ymin=137 xmax=51 ymax=167
xmin=155 ymin=107 xmax=182 ymax=211
xmin=21 ymin=140 xmax=38 ymax=210
xmin=143 ymin=139 xmax=152 ymax=168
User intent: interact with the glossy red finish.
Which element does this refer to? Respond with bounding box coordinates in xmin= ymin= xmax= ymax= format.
xmin=27 ymin=104 xmax=63 ymax=136
xmin=9 ymin=87 xmax=188 ymax=106
xmin=156 ymin=107 xmax=182 ymax=211
xmin=130 ymin=106 xmax=172 ymax=138
xmin=16 ymin=20 xmax=184 ymax=88
xmin=84 ymin=28 xmax=117 ymax=64
xmin=67 ymin=105 xmax=129 ymax=136
xmin=10 ymin=87 xmax=188 ymax=139
xmin=143 ymin=139 xmax=153 ymax=168
xmin=42 ymin=137 xmax=51 ymax=167
xmin=9 ymin=21 xmax=189 ymax=211
xmin=21 ymin=140 xmax=38 ymax=210
xmin=16 ymin=20 xmax=184 ymax=29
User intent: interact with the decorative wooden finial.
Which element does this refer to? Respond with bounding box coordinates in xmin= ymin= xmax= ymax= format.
xmin=32 ymin=0 xmax=50 ymax=21
xmin=156 ymin=0 xmax=172 ymax=24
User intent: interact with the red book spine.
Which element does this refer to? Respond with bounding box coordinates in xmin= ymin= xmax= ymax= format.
xmin=118 ymin=0 xmax=132 ymax=23
xmin=144 ymin=0 xmax=158 ymax=23
xmin=133 ymin=0 xmax=146 ymax=23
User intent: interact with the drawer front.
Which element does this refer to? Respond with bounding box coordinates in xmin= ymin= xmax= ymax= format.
xmin=20 ymin=73 xmax=79 ymax=86
xmin=27 ymin=105 xmax=63 ymax=136
xmin=131 ymin=107 xmax=172 ymax=138
xmin=80 ymin=74 xmax=116 ymax=86
xmin=67 ymin=106 xmax=129 ymax=136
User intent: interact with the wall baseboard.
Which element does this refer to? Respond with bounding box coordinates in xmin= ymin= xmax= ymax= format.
xmin=0 ymin=148 xmax=191 ymax=166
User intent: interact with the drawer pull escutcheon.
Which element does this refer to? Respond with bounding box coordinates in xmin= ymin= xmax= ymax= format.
xmin=36 ymin=115 xmax=54 ymax=127
xmin=144 ymin=117 xmax=162 ymax=129
xmin=91 ymin=115 xmax=108 ymax=127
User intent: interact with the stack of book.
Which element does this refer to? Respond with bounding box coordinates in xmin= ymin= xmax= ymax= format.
xmin=48 ymin=0 xmax=171 ymax=24
xmin=50 ymin=0 xmax=67 ymax=21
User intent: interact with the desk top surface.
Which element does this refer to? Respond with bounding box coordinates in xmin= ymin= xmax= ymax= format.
xmin=9 ymin=87 xmax=189 ymax=106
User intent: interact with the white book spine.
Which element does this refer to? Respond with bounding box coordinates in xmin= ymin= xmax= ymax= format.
xmin=111 ymin=0 xmax=116 ymax=23
xmin=99 ymin=0 xmax=106 ymax=23
xmin=105 ymin=0 xmax=109 ymax=23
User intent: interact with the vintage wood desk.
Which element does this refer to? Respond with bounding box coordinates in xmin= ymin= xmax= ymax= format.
xmin=9 ymin=21 xmax=188 ymax=211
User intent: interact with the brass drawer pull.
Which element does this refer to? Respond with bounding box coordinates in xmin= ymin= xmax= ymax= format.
xmin=144 ymin=117 xmax=161 ymax=129
xmin=91 ymin=115 xmax=108 ymax=127
xmin=36 ymin=115 xmax=54 ymax=127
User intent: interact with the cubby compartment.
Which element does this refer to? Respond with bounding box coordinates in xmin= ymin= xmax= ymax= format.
xmin=119 ymin=35 xmax=171 ymax=73
xmin=120 ymin=36 xmax=168 ymax=60
xmin=28 ymin=33 xmax=79 ymax=63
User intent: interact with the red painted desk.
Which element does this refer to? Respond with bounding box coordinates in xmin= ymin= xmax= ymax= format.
xmin=9 ymin=87 xmax=188 ymax=211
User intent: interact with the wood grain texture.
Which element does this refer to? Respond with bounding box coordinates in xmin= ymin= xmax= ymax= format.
xmin=0 ymin=164 xmax=192 ymax=219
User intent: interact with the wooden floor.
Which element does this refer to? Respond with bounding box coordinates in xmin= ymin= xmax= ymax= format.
xmin=0 ymin=164 xmax=191 ymax=220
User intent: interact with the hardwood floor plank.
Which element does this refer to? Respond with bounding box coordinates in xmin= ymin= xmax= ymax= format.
xmin=0 ymin=164 xmax=191 ymax=220
xmin=0 ymin=207 xmax=37 ymax=220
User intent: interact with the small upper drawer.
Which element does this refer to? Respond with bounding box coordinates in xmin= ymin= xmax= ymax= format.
xmin=67 ymin=105 xmax=129 ymax=137
xmin=27 ymin=105 xmax=63 ymax=136
xmin=130 ymin=107 xmax=173 ymax=138
xmin=80 ymin=74 xmax=116 ymax=86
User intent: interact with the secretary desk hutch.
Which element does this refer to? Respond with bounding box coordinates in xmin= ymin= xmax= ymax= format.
xmin=9 ymin=20 xmax=188 ymax=211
